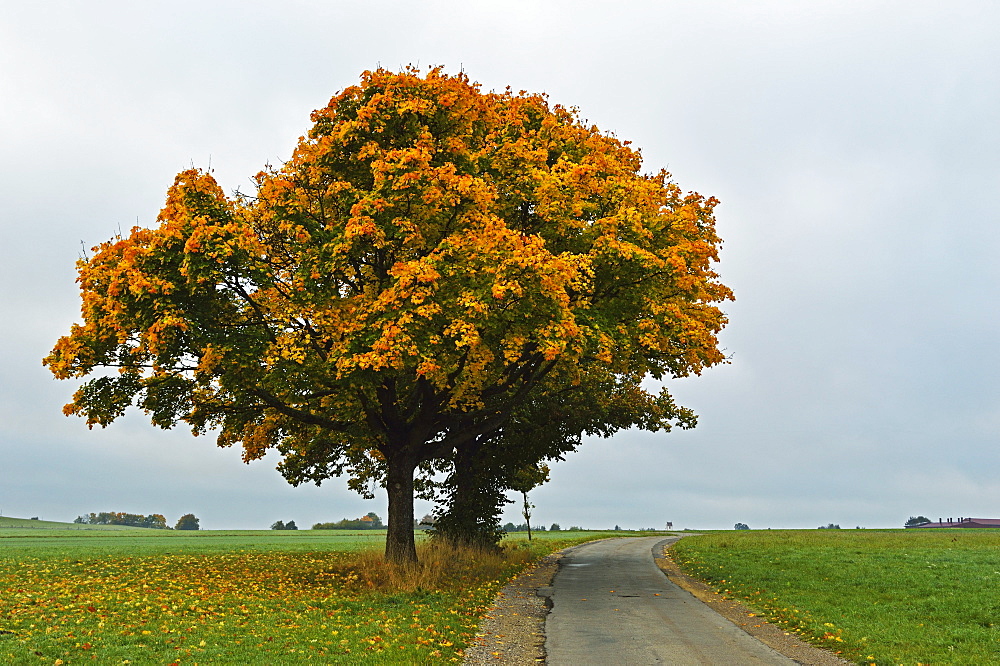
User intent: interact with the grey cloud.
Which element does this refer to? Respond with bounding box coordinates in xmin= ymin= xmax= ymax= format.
xmin=3 ymin=1 xmax=999 ymax=531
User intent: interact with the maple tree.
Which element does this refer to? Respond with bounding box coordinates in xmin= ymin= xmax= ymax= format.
xmin=45 ymin=67 xmax=732 ymax=564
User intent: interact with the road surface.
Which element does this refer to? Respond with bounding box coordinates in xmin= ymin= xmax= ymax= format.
xmin=544 ymin=536 xmax=796 ymax=665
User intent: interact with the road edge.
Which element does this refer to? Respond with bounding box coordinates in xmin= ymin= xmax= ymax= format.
xmin=654 ymin=539 xmax=853 ymax=666
xmin=462 ymin=538 xmax=623 ymax=665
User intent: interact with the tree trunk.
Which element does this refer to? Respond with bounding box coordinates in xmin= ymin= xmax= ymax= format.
xmin=523 ymin=490 xmax=533 ymax=541
xmin=385 ymin=454 xmax=418 ymax=564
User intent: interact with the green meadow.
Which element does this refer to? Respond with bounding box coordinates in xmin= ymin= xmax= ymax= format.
xmin=671 ymin=529 xmax=1000 ymax=665
xmin=23 ymin=519 xmax=1000 ymax=665
xmin=0 ymin=520 xmax=632 ymax=664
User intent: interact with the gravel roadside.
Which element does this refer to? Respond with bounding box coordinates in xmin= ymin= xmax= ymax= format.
xmin=461 ymin=549 xmax=561 ymax=664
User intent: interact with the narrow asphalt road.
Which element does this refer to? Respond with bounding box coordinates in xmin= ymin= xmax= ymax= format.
xmin=544 ymin=536 xmax=796 ymax=665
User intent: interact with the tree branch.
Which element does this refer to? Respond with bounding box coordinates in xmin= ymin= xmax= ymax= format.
xmin=249 ymin=388 xmax=352 ymax=432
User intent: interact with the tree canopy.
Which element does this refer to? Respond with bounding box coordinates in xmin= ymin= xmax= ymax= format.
xmin=45 ymin=66 xmax=732 ymax=563
xmin=174 ymin=513 xmax=200 ymax=530
xmin=905 ymin=516 xmax=931 ymax=527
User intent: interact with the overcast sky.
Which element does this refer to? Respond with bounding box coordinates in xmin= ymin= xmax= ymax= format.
xmin=2 ymin=1 xmax=998 ymax=531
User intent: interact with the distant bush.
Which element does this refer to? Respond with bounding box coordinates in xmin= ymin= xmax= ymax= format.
xmin=818 ymin=523 xmax=841 ymax=530
xmin=175 ymin=514 xmax=200 ymax=531
xmin=734 ymin=523 xmax=750 ymax=530
xmin=905 ymin=516 xmax=931 ymax=527
xmin=271 ymin=520 xmax=299 ymax=530
xmin=549 ymin=523 xmax=561 ymax=531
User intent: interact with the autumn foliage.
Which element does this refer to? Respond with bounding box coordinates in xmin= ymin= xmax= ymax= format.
xmin=46 ymin=67 xmax=731 ymax=563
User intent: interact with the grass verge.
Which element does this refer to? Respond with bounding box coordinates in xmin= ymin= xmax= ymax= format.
xmin=670 ymin=529 xmax=1000 ymax=665
xmin=0 ymin=529 xmax=625 ymax=664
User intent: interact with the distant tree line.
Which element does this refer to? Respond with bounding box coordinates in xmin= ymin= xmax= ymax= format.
xmin=270 ymin=520 xmax=298 ymax=530
xmin=310 ymin=514 xmax=585 ymax=533
xmin=503 ymin=522 xmax=575 ymax=532
xmin=312 ymin=512 xmax=383 ymax=530
xmin=74 ymin=512 xmax=168 ymax=529
xmin=73 ymin=512 xmax=200 ymax=530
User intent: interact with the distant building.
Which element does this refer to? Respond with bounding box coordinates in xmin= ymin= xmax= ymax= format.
xmin=907 ymin=517 xmax=1000 ymax=529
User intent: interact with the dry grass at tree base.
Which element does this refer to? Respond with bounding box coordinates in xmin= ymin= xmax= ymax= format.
xmin=0 ymin=528 xmax=614 ymax=664
xmin=352 ymin=540 xmax=541 ymax=593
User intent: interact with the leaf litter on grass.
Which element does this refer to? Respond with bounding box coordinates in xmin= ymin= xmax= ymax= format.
xmin=0 ymin=531 xmax=613 ymax=664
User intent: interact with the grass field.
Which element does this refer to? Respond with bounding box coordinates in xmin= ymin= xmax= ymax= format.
xmin=0 ymin=522 xmax=637 ymax=664
xmin=671 ymin=529 xmax=1000 ymax=665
